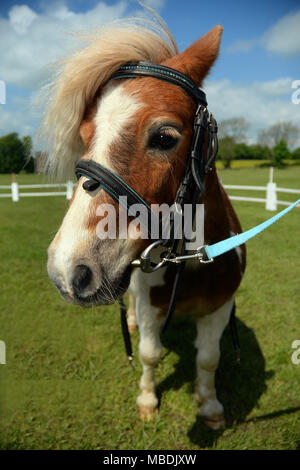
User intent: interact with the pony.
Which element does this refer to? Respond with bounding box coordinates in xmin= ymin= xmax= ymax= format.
xmin=43 ymin=13 xmax=246 ymax=430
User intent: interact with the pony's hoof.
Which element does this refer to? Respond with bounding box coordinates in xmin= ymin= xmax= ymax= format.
xmin=128 ymin=324 xmax=137 ymax=332
xmin=139 ymin=406 xmax=157 ymax=422
xmin=203 ymin=414 xmax=226 ymax=430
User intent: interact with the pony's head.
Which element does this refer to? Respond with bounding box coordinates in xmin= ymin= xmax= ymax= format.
xmin=44 ymin=18 xmax=222 ymax=306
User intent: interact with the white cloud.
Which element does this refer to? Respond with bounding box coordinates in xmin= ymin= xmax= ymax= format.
xmin=0 ymin=0 xmax=169 ymax=140
xmin=254 ymin=78 xmax=296 ymax=97
xmin=227 ymin=9 xmax=300 ymax=57
xmin=0 ymin=1 xmax=297 ymax=147
xmin=205 ymin=77 xmax=299 ymax=143
xmin=0 ymin=1 xmax=129 ymax=89
xmin=9 ymin=5 xmax=38 ymax=35
xmin=226 ymin=38 xmax=258 ymax=54
xmin=0 ymin=95 xmax=36 ymax=137
xmin=263 ymin=10 xmax=300 ymax=57
xmin=1 ymin=76 xmax=298 ymax=147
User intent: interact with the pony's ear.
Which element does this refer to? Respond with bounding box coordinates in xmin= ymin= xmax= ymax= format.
xmin=163 ymin=26 xmax=223 ymax=86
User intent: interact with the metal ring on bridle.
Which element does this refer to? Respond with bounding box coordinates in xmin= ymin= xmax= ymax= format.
xmin=131 ymin=239 xmax=168 ymax=273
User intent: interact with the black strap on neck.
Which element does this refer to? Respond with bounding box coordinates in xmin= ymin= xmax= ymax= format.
xmin=160 ymin=240 xmax=187 ymax=335
xmin=119 ymin=298 xmax=135 ymax=369
xmin=229 ymin=301 xmax=240 ymax=364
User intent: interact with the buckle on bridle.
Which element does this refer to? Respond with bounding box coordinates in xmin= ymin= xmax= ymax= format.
xmin=131 ymin=239 xmax=168 ymax=273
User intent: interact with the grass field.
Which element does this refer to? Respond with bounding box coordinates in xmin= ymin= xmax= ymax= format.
xmin=216 ymin=159 xmax=300 ymax=170
xmin=0 ymin=166 xmax=299 ymax=450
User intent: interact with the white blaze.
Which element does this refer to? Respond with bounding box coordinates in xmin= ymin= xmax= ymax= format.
xmin=92 ymin=82 xmax=143 ymax=168
xmin=49 ymin=82 xmax=143 ymax=283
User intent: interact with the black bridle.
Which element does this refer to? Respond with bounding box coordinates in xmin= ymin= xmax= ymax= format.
xmin=74 ymin=62 xmax=239 ymax=368
xmin=75 ymin=62 xmax=218 ymax=252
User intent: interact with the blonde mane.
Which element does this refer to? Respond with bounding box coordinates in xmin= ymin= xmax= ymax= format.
xmin=39 ymin=14 xmax=178 ymax=179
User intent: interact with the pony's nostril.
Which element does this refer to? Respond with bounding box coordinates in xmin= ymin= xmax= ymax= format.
xmin=72 ymin=264 xmax=93 ymax=294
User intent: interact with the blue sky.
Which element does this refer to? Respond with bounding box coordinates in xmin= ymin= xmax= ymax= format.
xmin=0 ymin=0 xmax=299 ymax=145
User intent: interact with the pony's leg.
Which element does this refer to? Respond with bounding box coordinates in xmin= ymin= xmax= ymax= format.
xmin=127 ymin=292 xmax=137 ymax=332
xmin=195 ymin=297 xmax=233 ymax=430
xmin=136 ymin=299 xmax=163 ymax=422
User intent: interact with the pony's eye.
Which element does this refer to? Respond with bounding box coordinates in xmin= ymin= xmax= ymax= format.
xmin=148 ymin=130 xmax=179 ymax=151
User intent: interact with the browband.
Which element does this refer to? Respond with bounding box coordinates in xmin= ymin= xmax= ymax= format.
xmin=111 ymin=62 xmax=207 ymax=106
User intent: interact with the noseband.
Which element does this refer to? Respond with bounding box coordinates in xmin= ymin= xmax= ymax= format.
xmin=75 ymin=61 xmax=220 ymax=366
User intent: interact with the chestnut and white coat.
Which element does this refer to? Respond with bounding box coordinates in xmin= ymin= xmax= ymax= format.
xmin=44 ymin=16 xmax=246 ymax=430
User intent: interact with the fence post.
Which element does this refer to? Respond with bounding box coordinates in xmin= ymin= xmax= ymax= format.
xmin=11 ymin=173 xmax=19 ymax=202
xmin=266 ymin=167 xmax=277 ymax=211
xmin=66 ymin=181 xmax=73 ymax=200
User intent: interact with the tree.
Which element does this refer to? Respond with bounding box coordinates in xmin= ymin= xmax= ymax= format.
xmin=22 ymin=136 xmax=35 ymax=173
xmin=234 ymin=143 xmax=252 ymax=160
xmin=272 ymin=140 xmax=290 ymax=167
xmin=0 ymin=133 xmax=34 ymax=173
xmin=0 ymin=133 xmax=26 ymax=173
xmin=249 ymin=144 xmax=272 ymax=160
xmin=218 ymin=136 xmax=236 ymax=169
xmin=258 ymin=122 xmax=299 ymax=150
xmin=292 ymin=147 xmax=300 ymax=160
xmin=218 ymin=117 xmax=250 ymax=143
xmin=230 ymin=142 xmax=272 ymax=160
xmin=24 ymin=155 xmax=35 ymax=173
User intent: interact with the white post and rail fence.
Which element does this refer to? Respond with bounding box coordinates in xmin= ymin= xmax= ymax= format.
xmin=221 ymin=166 xmax=300 ymax=211
xmin=0 ymin=174 xmax=74 ymax=202
xmin=0 ymin=168 xmax=299 ymax=211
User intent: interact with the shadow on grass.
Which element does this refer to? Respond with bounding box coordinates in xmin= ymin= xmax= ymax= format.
xmin=157 ymin=315 xmax=275 ymax=448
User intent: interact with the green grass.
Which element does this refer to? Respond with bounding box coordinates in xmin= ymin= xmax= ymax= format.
xmin=215 ymin=159 xmax=300 ymax=170
xmin=218 ymin=166 xmax=300 ymax=204
xmin=218 ymin=166 xmax=300 ymax=189
xmin=0 ymin=167 xmax=299 ymax=450
xmin=215 ymin=159 xmax=269 ymax=169
xmin=0 ymin=173 xmax=53 ymax=185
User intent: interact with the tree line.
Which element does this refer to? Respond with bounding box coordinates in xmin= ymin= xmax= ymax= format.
xmin=0 ymin=119 xmax=299 ymax=174
xmin=218 ymin=118 xmax=300 ymax=168
xmin=0 ymin=133 xmax=34 ymax=174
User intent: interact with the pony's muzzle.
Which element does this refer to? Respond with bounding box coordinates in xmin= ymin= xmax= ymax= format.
xmin=47 ymin=234 xmax=134 ymax=306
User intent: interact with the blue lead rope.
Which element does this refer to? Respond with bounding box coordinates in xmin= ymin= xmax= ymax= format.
xmin=204 ymin=198 xmax=300 ymax=260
